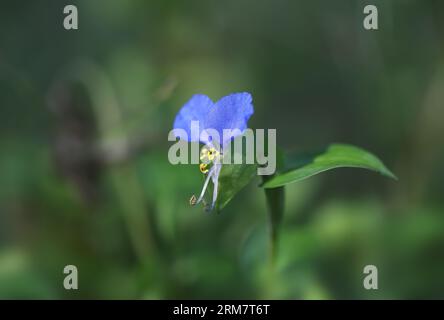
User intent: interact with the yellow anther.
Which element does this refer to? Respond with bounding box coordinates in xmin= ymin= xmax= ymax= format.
xmin=207 ymin=148 xmax=217 ymax=161
xmin=199 ymin=163 xmax=209 ymax=174
xmin=200 ymin=145 xmax=219 ymax=163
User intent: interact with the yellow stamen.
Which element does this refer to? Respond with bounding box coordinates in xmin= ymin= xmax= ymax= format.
xmin=200 ymin=163 xmax=209 ymax=174
xmin=200 ymin=146 xmax=219 ymax=163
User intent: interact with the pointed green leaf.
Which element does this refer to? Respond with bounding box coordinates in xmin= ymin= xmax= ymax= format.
xmin=262 ymin=143 xmax=397 ymax=189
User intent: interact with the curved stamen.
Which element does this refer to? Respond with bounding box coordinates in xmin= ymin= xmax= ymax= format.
xmin=209 ymin=163 xmax=222 ymax=211
xmin=196 ymin=165 xmax=215 ymax=205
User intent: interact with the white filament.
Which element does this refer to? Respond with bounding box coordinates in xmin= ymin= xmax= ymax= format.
xmin=196 ymin=166 xmax=215 ymax=204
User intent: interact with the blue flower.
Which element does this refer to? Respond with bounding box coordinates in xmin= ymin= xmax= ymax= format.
xmin=173 ymin=92 xmax=254 ymax=211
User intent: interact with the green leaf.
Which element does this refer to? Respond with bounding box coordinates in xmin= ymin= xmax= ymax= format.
xmin=262 ymin=143 xmax=397 ymax=189
xmin=213 ymin=135 xmax=258 ymax=211
xmin=215 ymin=162 xmax=257 ymax=211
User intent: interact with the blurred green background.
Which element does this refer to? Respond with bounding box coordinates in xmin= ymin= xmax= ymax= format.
xmin=1 ymin=0 xmax=444 ymax=299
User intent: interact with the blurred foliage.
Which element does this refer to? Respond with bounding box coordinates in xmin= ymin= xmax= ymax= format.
xmin=0 ymin=0 xmax=444 ymax=299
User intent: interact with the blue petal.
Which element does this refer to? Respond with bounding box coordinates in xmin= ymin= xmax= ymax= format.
xmin=205 ymin=92 xmax=254 ymax=146
xmin=173 ymin=94 xmax=214 ymax=141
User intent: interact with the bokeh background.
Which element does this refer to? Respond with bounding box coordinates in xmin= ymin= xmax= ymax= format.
xmin=1 ymin=0 xmax=444 ymax=299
